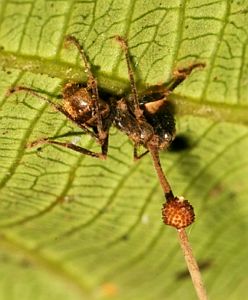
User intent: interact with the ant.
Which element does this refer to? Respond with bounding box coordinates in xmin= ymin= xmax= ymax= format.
xmin=8 ymin=35 xmax=204 ymax=228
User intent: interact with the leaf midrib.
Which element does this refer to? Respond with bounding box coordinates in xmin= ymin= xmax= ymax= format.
xmin=1 ymin=49 xmax=248 ymax=126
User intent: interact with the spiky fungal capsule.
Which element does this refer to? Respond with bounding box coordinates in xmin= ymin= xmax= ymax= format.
xmin=162 ymin=196 xmax=195 ymax=229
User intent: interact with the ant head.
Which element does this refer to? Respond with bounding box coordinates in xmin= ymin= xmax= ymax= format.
xmin=143 ymin=99 xmax=176 ymax=150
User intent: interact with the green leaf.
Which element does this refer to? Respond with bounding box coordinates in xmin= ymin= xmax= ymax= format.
xmin=0 ymin=1 xmax=247 ymax=299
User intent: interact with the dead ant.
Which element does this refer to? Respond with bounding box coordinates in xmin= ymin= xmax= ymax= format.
xmin=8 ymin=35 xmax=204 ymax=228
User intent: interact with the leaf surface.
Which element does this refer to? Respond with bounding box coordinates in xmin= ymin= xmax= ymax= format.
xmin=0 ymin=1 xmax=248 ymax=299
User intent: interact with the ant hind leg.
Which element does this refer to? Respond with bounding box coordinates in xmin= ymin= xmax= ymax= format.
xmin=28 ymin=135 xmax=109 ymax=160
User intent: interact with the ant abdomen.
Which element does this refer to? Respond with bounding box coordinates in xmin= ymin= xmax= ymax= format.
xmin=62 ymin=82 xmax=110 ymax=127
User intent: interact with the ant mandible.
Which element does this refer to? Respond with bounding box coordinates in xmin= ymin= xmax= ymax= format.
xmin=8 ymin=35 xmax=204 ymax=228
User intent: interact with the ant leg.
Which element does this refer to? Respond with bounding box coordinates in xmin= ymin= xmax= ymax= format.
xmin=64 ymin=36 xmax=106 ymax=141
xmin=133 ymin=145 xmax=149 ymax=161
xmin=101 ymin=134 xmax=109 ymax=157
xmin=166 ymin=63 xmax=205 ymax=92
xmin=7 ymin=86 xmax=98 ymax=140
xmin=115 ymin=36 xmax=143 ymax=120
xmin=29 ymin=135 xmax=109 ymax=160
xmin=7 ymin=86 xmax=61 ymax=111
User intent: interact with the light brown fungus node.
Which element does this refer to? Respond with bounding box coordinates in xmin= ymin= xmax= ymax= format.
xmin=162 ymin=196 xmax=195 ymax=229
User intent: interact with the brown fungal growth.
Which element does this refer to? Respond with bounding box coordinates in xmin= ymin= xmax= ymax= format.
xmin=162 ymin=196 xmax=195 ymax=229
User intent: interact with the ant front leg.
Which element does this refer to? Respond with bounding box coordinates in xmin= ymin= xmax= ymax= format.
xmin=65 ymin=36 xmax=106 ymax=141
